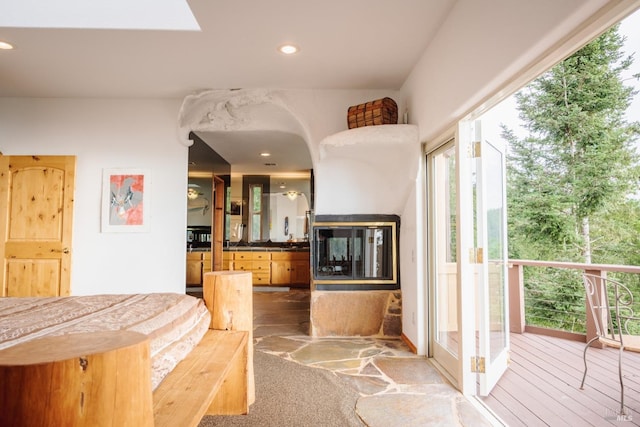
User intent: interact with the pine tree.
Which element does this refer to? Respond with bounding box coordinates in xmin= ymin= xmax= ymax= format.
xmin=505 ymin=25 xmax=640 ymax=264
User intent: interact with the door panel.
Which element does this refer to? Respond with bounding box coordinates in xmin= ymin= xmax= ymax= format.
xmin=429 ymin=140 xmax=463 ymax=383
xmin=432 ymin=121 xmax=509 ymax=396
xmin=0 ymin=155 xmax=76 ymax=296
xmin=475 ymin=132 xmax=509 ymax=395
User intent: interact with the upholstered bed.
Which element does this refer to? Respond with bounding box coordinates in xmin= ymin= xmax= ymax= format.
xmin=0 ymin=293 xmax=211 ymax=390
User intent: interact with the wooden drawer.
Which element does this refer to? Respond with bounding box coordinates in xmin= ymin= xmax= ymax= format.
xmin=232 ymin=261 xmax=253 ymax=271
xmin=232 ymin=252 xmax=252 ymax=261
xmin=271 ymin=251 xmax=309 ymax=261
xmin=231 ymin=252 xmax=271 ymax=261
xmin=251 ymin=252 xmax=270 ymax=261
xmin=252 ymin=261 xmax=271 ymax=272
xmin=291 ymin=252 xmax=309 ymax=261
xmin=252 ymin=272 xmax=270 ymax=285
xmin=270 ymin=252 xmax=291 ymax=261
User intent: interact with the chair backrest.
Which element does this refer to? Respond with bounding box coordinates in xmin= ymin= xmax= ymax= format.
xmin=583 ymin=273 xmax=636 ymax=344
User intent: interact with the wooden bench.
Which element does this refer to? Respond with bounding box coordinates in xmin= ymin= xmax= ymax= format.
xmin=153 ymin=329 xmax=249 ymax=427
xmin=154 ymin=270 xmax=254 ymax=426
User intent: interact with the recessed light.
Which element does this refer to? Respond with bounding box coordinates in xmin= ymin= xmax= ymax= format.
xmin=0 ymin=41 xmax=14 ymax=50
xmin=278 ymin=44 xmax=299 ymax=55
xmin=260 ymin=152 xmax=271 ymax=157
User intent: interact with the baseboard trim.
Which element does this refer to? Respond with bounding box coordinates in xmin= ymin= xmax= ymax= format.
xmin=401 ymin=333 xmax=417 ymax=354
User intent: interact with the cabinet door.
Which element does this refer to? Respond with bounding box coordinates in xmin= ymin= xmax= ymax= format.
xmin=186 ymin=253 xmax=202 ymax=286
xmin=270 ymin=261 xmax=291 ymax=285
xmin=290 ymin=260 xmax=310 ymax=286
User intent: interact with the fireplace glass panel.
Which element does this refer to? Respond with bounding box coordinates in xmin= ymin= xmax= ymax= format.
xmin=313 ymin=220 xmax=397 ymax=288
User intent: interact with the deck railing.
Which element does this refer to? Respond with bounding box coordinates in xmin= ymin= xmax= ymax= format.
xmin=508 ymin=260 xmax=640 ymax=344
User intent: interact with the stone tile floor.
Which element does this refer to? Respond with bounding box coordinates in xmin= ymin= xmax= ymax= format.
xmin=251 ymin=289 xmax=499 ymax=427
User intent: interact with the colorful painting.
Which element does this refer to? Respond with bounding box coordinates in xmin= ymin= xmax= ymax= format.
xmin=102 ymin=169 xmax=150 ymax=232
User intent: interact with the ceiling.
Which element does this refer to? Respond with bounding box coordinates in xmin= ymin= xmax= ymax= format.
xmin=0 ymin=0 xmax=456 ymax=174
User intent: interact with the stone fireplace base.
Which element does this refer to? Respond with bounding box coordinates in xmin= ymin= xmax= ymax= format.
xmin=309 ymin=290 xmax=402 ymax=337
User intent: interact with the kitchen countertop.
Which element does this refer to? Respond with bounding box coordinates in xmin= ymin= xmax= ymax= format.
xmin=224 ymin=247 xmax=310 ymax=252
xmin=188 ymin=246 xmax=309 ymax=253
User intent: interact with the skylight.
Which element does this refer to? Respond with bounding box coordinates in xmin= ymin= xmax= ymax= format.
xmin=0 ymin=0 xmax=200 ymax=31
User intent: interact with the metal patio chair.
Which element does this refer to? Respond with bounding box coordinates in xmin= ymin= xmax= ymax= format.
xmin=581 ymin=273 xmax=640 ymax=416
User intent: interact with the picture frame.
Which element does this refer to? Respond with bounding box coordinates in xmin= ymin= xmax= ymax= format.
xmin=229 ymin=200 xmax=242 ymax=216
xmin=101 ymin=168 xmax=150 ymax=232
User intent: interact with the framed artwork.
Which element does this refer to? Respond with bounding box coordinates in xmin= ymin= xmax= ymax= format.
xmin=101 ymin=169 xmax=150 ymax=232
xmin=229 ymin=200 xmax=242 ymax=216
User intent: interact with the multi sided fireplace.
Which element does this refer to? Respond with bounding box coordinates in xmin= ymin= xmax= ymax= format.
xmin=312 ymin=214 xmax=400 ymax=290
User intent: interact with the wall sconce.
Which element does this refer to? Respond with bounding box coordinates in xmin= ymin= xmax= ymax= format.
xmin=284 ymin=191 xmax=301 ymax=201
xmin=187 ymin=188 xmax=199 ymax=200
xmin=187 ymin=183 xmax=201 ymax=200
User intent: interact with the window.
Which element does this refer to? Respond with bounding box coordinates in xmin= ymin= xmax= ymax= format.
xmin=248 ymin=184 xmax=262 ymax=241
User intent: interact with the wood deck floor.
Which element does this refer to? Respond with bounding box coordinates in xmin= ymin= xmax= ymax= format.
xmin=481 ymin=332 xmax=640 ymax=426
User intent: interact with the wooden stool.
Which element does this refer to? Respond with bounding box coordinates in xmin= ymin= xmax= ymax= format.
xmin=0 ymin=330 xmax=152 ymax=427
xmin=204 ymin=270 xmax=255 ymax=406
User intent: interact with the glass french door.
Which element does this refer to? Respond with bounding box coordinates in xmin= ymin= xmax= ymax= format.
xmin=428 ymin=120 xmax=509 ymax=396
xmin=428 ymin=140 xmax=461 ymax=382
xmin=461 ymin=119 xmax=510 ymax=396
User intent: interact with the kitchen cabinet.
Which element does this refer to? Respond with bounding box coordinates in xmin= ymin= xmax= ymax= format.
xmin=222 ymin=251 xmax=231 ymax=270
xmin=186 ymin=251 xmax=213 ymax=286
xmin=186 ymin=252 xmax=204 ymax=286
xmin=270 ymin=252 xmax=310 ymax=287
xmin=230 ymin=252 xmax=271 ymax=286
xmin=202 ymin=251 xmax=212 ymax=277
xmin=225 ymin=250 xmax=310 ymax=287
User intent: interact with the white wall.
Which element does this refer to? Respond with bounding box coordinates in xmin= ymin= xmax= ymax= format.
xmin=402 ymin=0 xmax=612 ymax=145
xmin=0 ymin=98 xmax=188 ymax=295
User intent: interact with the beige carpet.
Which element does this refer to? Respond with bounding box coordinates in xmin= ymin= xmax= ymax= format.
xmin=199 ymin=351 xmax=365 ymax=426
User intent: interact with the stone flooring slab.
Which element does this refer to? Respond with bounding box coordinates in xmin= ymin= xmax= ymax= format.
xmin=200 ymin=288 xmax=499 ymax=426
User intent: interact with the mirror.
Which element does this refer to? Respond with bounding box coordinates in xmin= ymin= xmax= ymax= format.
xmin=187 ymin=177 xmax=212 ymax=226
xmin=226 ymin=173 xmax=311 ymax=243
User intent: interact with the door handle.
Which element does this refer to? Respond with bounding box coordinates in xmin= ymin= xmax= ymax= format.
xmin=51 ymin=248 xmax=70 ymax=254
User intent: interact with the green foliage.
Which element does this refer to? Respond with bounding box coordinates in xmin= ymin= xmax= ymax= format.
xmin=504 ymin=26 xmax=640 ymax=331
xmin=506 ymin=25 xmax=640 ymax=262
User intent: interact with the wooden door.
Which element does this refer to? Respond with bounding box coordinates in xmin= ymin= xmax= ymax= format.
xmin=0 ymin=155 xmax=76 ymax=297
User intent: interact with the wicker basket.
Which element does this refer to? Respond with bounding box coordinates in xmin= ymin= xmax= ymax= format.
xmin=347 ymin=97 xmax=398 ymax=129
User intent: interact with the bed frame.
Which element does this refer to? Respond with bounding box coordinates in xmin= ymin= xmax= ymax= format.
xmin=0 ymin=271 xmax=254 ymax=427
